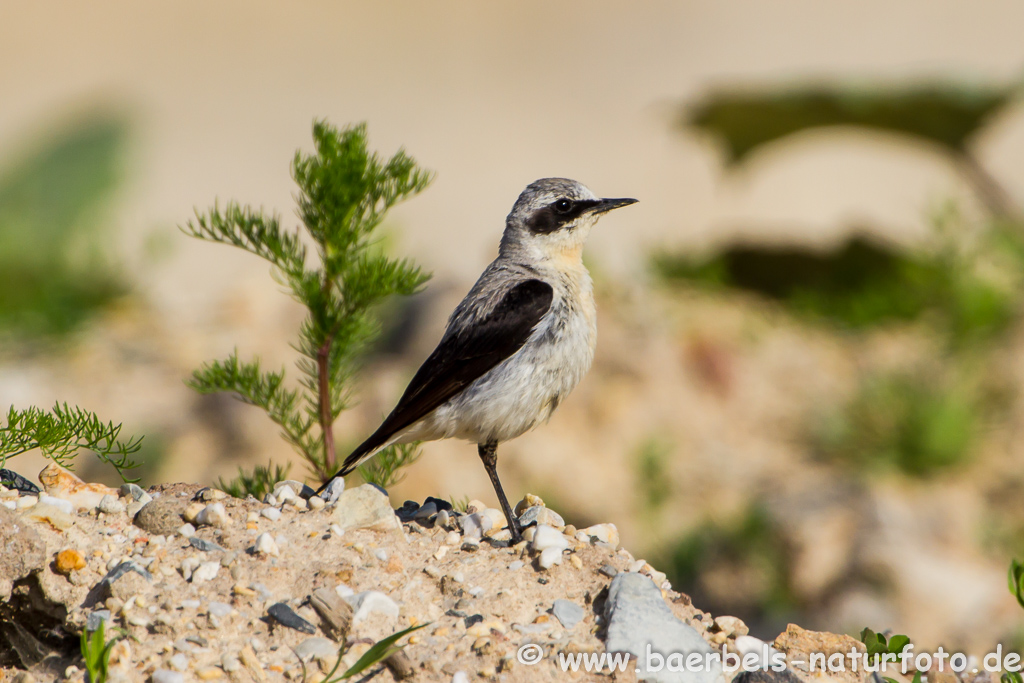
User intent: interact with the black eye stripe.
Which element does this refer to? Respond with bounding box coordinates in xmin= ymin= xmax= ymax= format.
xmin=526 ymin=199 xmax=601 ymax=234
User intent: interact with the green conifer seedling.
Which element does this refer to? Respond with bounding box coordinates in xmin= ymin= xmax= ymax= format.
xmin=184 ymin=121 xmax=431 ymax=484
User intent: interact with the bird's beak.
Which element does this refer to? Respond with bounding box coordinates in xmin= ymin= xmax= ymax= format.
xmin=592 ymin=197 xmax=638 ymax=214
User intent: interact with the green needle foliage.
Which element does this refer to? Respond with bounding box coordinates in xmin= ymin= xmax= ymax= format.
xmin=185 ymin=121 xmax=431 ymax=484
xmin=0 ymin=403 xmax=142 ymax=482
xmin=216 ymin=460 xmax=291 ymax=501
xmin=357 ymin=442 xmax=421 ymax=489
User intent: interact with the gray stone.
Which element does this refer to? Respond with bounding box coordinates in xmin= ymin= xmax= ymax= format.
xmin=552 ymin=599 xmax=584 ymax=630
xmin=294 ymin=637 xmax=339 ymax=661
xmin=208 ymin=602 xmax=233 ymax=618
xmin=331 ymin=484 xmax=399 ymax=532
xmin=134 ymin=497 xmax=188 ymax=536
xmin=267 ymin=602 xmax=316 ymax=634
xmin=188 ymin=536 xmax=225 ymax=553
xmin=120 ymin=483 xmax=146 ymax=501
xmin=604 ymin=573 xmax=723 ymax=683
xmin=86 ymin=610 xmax=112 ymax=631
xmin=318 ymin=478 xmax=345 ymax=504
xmin=0 ymin=507 xmax=46 ymax=600
xmin=518 ymin=505 xmax=564 ymax=528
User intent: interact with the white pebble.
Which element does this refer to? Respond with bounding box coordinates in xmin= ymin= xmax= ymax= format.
xmin=195 ymin=502 xmax=228 ymax=528
xmin=531 ymin=525 xmax=569 ymax=552
xmin=177 ymin=523 xmax=196 ymax=538
xmin=335 ymin=583 xmax=355 ymax=598
xmin=345 ymin=591 xmax=399 ymax=622
xmin=374 ymin=549 xmax=388 ymax=562
xmin=1 ymin=501 xmax=15 ymax=510
xmin=539 ymin=546 xmax=564 ymax=569
xmin=254 ymin=533 xmax=279 ymax=557
xmin=275 ymin=485 xmax=295 ymax=503
xmin=508 ymin=561 xmax=524 ymax=571
xmin=307 ymin=496 xmax=325 ymax=511
xmin=246 ymin=511 xmax=260 ymax=523
xmin=16 ymin=495 xmax=38 ymax=509
xmin=435 ymin=509 xmax=450 ymax=527
xmin=461 ymin=512 xmax=491 ymax=540
xmin=452 ymin=672 xmax=470 ymax=683
xmin=191 ymin=561 xmax=221 ymax=583
xmin=98 ymin=494 xmax=124 ymax=514
xmin=39 ymin=495 xmax=73 ymax=514
xmin=260 ymin=507 xmax=281 ymax=522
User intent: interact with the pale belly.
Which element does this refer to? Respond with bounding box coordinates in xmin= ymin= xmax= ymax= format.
xmin=400 ymin=308 xmax=596 ymax=446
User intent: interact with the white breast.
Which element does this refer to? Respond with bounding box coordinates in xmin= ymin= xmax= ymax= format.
xmin=405 ymin=270 xmax=597 ymax=446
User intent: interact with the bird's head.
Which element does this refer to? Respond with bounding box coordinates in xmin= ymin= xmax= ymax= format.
xmin=501 ymin=178 xmax=637 ymax=265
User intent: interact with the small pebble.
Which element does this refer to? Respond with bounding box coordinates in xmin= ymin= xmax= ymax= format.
xmin=16 ymin=495 xmax=38 ymax=509
xmin=598 ymin=564 xmax=618 ymax=578
xmin=254 ymin=533 xmax=280 ymax=557
xmin=274 ymin=485 xmax=296 ymax=503
xmin=538 ymin=546 xmax=564 ymax=569
xmin=38 ymin=495 xmax=73 ymax=515
xmin=55 ymin=549 xmax=86 ymax=575
xmin=260 ymin=507 xmax=282 ymax=522
xmin=319 ymin=478 xmax=345 ymax=504
xmin=307 ymin=496 xmax=325 ymax=511
xmin=195 ymin=503 xmax=228 ymax=528
xmin=189 ymin=537 xmax=225 ymax=553
xmin=508 ymin=561 xmax=524 ymax=571
xmin=267 ymin=602 xmax=316 ymax=634
xmin=435 ymin=509 xmax=450 ymax=527
xmin=531 ymin=525 xmax=569 ymax=552
xmin=191 ymin=561 xmax=221 ymax=583
xmin=98 ymin=494 xmax=125 ymax=514
xmin=177 ymin=523 xmax=196 ymax=538
xmin=209 ymin=602 xmax=233 ymax=619
xmin=552 ymin=599 xmax=584 ymax=629
xmin=168 ymin=653 xmax=189 ymax=671
xmin=152 ymin=670 xmax=185 ymax=683
xmin=220 ymin=653 xmax=241 ymax=673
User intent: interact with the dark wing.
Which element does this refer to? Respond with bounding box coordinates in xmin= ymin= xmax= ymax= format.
xmin=321 ymin=279 xmax=554 ymax=485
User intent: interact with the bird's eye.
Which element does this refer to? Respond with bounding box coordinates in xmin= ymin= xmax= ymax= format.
xmin=553 ymin=199 xmax=573 ymax=213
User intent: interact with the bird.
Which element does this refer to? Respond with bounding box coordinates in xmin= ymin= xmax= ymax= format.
xmin=315 ymin=178 xmax=637 ymax=542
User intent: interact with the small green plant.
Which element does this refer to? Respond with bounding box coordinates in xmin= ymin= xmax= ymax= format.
xmin=184 ymin=121 xmax=432 ymax=485
xmin=635 ymin=437 xmax=672 ymax=513
xmin=357 ymin=442 xmax=421 ymax=489
xmin=80 ymin=620 xmax=127 ymax=683
xmin=859 ymin=628 xmax=919 ymax=683
xmin=655 ymin=504 xmax=793 ymax=618
xmin=216 ymin=460 xmax=291 ymax=500
xmin=448 ymin=494 xmax=470 ymax=513
xmin=814 ymin=371 xmax=976 ymax=478
xmin=0 ymin=113 xmax=130 ymax=337
xmin=298 ymin=622 xmax=427 ymax=681
xmin=0 ymin=403 xmax=142 ymax=482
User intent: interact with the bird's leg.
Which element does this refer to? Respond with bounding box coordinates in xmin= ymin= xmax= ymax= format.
xmin=477 ymin=441 xmax=522 ymax=544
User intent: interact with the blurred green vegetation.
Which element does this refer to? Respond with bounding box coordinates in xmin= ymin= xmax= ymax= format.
xmin=813 ymin=370 xmax=977 ymax=477
xmin=635 ymin=436 xmax=673 ymax=515
xmin=653 ymin=213 xmax=1024 ymax=344
xmin=0 ymin=114 xmax=131 ymax=336
xmin=686 ymin=80 xmax=1020 ymax=215
xmin=655 ymin=504 xmax=794 ymax=620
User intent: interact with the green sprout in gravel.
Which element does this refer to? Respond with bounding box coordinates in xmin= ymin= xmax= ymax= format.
xmin=81 ymin=620 xmax=128 ymax=683
xmin=0 ymin=403 xmax=142 ymax=483
xmin=184 ymin=121 xmax=431 ymax=491
xmin=298 ymin=623 xmax=427 ymax=682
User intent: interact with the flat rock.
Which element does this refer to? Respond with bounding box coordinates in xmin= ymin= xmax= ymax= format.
xmin=0 ymin=507 xmax=46 ymax=599
xmin=293 ymin=636 xmax=338 ymax=661
xmin=331 ymin=484 xmax=400 ymax=532
xmin=518 ymin=505 xmax=564 ymax=529
xmin=551 ymin=599 xmax=584 ymax=630
xmin=604 ymin=573 xmax=723 ymax=683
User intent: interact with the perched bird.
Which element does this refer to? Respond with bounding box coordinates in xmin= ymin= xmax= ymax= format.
xmin=315 ymin=178 xmax=636 ymax=542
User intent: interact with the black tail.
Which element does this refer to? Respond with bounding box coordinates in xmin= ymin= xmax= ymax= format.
xmin=313 ymin=425 xmax=393 ymax=495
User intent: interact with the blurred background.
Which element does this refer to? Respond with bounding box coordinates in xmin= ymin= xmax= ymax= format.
xmin=4 ymin=0 xmax=1024 ymax=655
